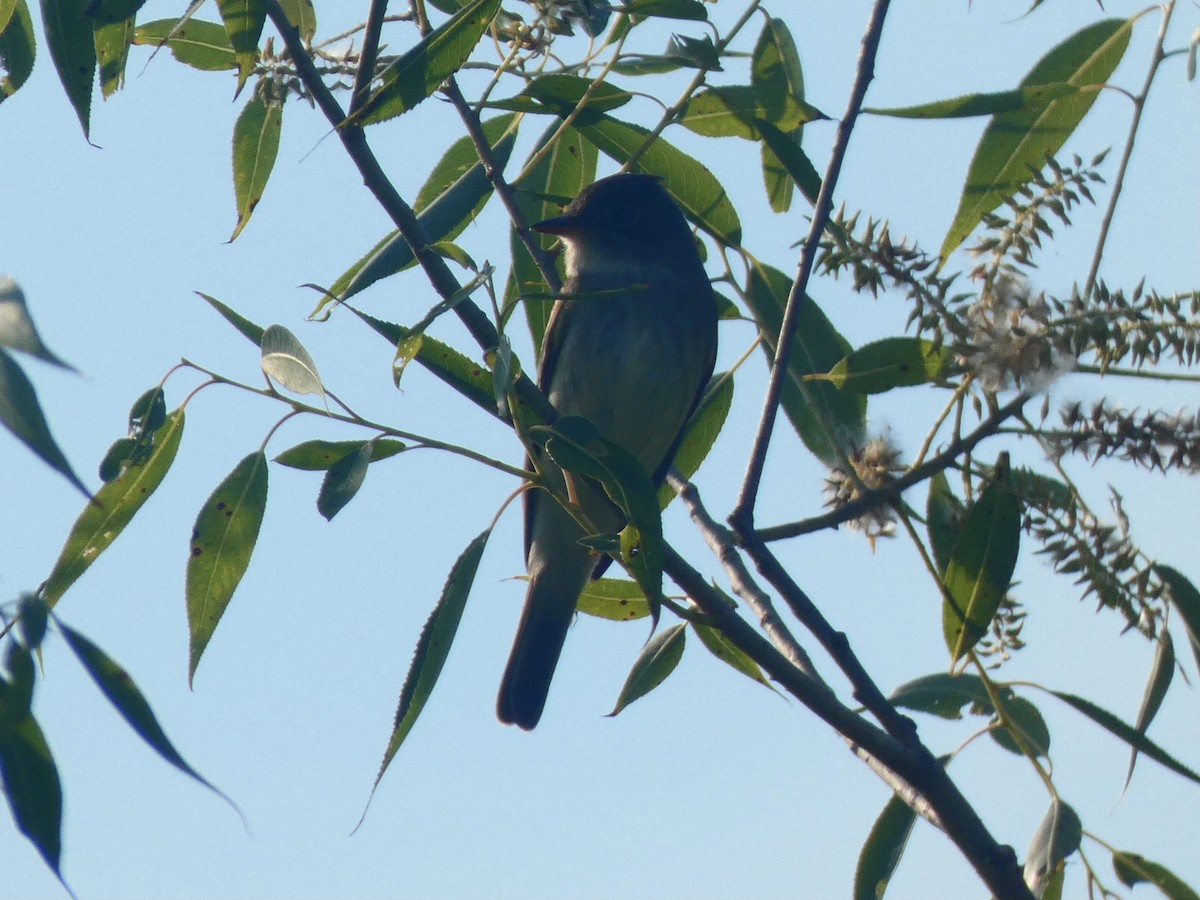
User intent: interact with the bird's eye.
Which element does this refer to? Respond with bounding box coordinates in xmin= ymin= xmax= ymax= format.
xmin=609 ymin=204 xmax=638 ymax=229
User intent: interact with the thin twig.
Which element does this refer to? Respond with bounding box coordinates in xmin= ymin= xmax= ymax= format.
xmin=348 ymin=0 xmax=389 ymax=115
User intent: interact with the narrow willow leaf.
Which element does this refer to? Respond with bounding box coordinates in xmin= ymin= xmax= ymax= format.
xmin=1024 ymin=799 xmax=1082 ymax=897
xmin=132 ymin=18 xmax=236 ymax=71
xmin=362 ymin=528 xmax=491 ymax=812
xmin=353 ymin=0 xmax=501 ymax=125
xmin=621 ymin=0 xmax=706 ymax=20
xmin=743 ymin=262 xmax=864 ymax=465
xmin=17 ymin=594 xmax=48 ymax=649
xmin=0 ymin=0 xmax=36 ymax=102
xmin=0 ymin=713 xmax=62 ymax=876
xmin=825 ymin=337 xmax=953 ymax=394
xmin=0 ymin=348 xmax=88 ymax=496
xmin=260 ymin=324 xmax=324 ymax=397
xmin=889 ymin=671 xmax=994 ymax=720
xmin=59 ymin=624 xmax=223 ymax=794
xmin=93 ymin=14 xmax=132 ymax=97
xmin=316 ymin=441 xmax=370 ymax=521
xmin=1112 ymin=851 xmax=1200 ymax=900
xmin=657 ymin=372 xmax=733 ymax=508
xmin=576 ymin=578 xmax=650 ymax=621
xmin=1156 ymin=565 xmax=1200 ymax=673
xmin=679 ymin=84 xmax=821 ymax=140
xmin=42 ymin=0 xmax=95 ymax=137
xmin=572 ymin=113 xmax=741 ymax=245
xmin=355 ymin=311 xmax=500 ymax=419
xmin=854 ymin=791 xmax=919 ymax=900
xmin=230 ymin=92 xmax=282 ymax=240
xmin=0 ymin=276 xmax=75 ymax=369
xmin=1048 ymin=689 xmax=1200 ymax=787
xmin=515 ymin=72 xmax=632 ymax=114
xmin=940 ymin=18 xmax=1133 ymax=262
xmin=276 ymin=0 xmax=314 ymax=43
xmin=1125 ymin=630 xmax=1175 ymax=790
xmin=195 ymin=291 xmax=264 ymax=345
xmin=83 ymin=0 xmax=144 ymax=23
xmin=187 ymin=451 xmax=268 ymax=684
xmin=325 ymin=114 xmax=518 ymax=305
xmin=274 ymin=438 xmax=406 ymax=470
xmin=692 ymin=621 xmax=772 ymax=688
xmin=215 ymin=0 xmax=265 ymax=94
xmin=926 ymin=472 xmax=965 ymax=575
xmin=866 ymin=84 xmax=1079 ymax=119
xmin=43 ymin=408 xmax=185 ymax=606
xmin=608 ymin=623 xmax=686 ymax=716
xmin=990 ymin=695 xmax=1051 ymax=757
xmin=757 ymin=118 xmax=820 ymax=210
xmin=942 ymin=465 xmax=1021 ymax=661
xmin=510 ymin=121 xmax=596 ymax=350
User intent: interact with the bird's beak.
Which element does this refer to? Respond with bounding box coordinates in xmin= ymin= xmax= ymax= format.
xmin=531 ymin=213 xmax=581 ymax=236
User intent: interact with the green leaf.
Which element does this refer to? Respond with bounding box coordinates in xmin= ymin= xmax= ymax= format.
xmin=132 ymin=18 xmax=236 ymax=71
xmin=854 ymin=791 xmax=919 ymax=900
xmin=215 ymin=0 xmax=265 ymax=94
xmin=889 ymin=671 xmax=994 ymax=720
xmin=42 ymin=408 xmax=185 ymax=607
xmin=942 ymin=464 xmax=1021 ymax=661
xmin=825 ymin=337 xmax=954 ymax=394
xmin=0 ymin=0 xmax=36 ymax=103
xmin=657 ymin=372 xmax=733 ymax=508
xmin=691 ymin=621 xmax=773 ymax=688
xmin=679 ymin=84 xmax=821 ymax=140
xmin=1112 ymin=851 xmax=1200 ymax=900
xmin=742 ymin=262 xmax=865 ymax=465
xmin=990 ymin=695 xmax=1050 ymax=757
xmin=576 ymin=578 xmax=650 ymax=621
xmin=1125 ymin=630 xmax=1175 ymax=790
xmin=940 ymin=18 xmax=1133 ymax=262
xmin=926 ymin=472 xmax=965 ymax=575
xmin=355 ymin=311 xmax=501 ymax=419
xmin=186 ymin=451 xmax=269 ymax=684
xmin=93 ymin=14 xmax=133 ymax=97
xmin=866 ymin=84 xmax=1079 ymax=119
xmin=352 ymin=0 xmax=501 ymax=125
xmin=276 ymin=0 xmax=314 ymax=43
xmin=230 ymin=91 xmax=282 ymax=240
xmin=363 ymin=528 xmax=491 ymax=810
xmin=757 ymin=118 xmax=820 ymax=211
xmin=274 ymin=438 xmax=406 ymax=470
xmin=1156 ymin=565 xmax=1200 ymax=674
xmin=325 ymin=113 xmax=518 ymax=305
xmin=1048 ymin=690 xmax=1200 ymax=787
xmin=608 ymin=623 xmax=686 ymax=716
xmin=41 ymin=0 xmax=96 ymax=137
xmin=0 ymin=276 xmax=76 ymax=369
xmin=0 ymin=347 xmax=88 ymax=497
xmin=195 ymin=291 xmax=265 ymax=345
xmin=509 ymin=121 xmax=596 ymax=350
xmin=0 ymin=0 xmax=19 ymax=35
xmin=58 ymin=624 xmax=224 ymax=795
xmin=1023 ymin=799 xmax=1081 ymax=898
xmin=260 ymin=324 xmax=324 ymax=397
xmin=514 ymin=72 xmax=632 ymax=114
xmin=83 ymin=0 xmax=144 ymax=24
xmin=316 ymin=441 xmax=370 ymax=521
xmin=572 ymin=113 xmax=741 ymax=245
xmin=0 ymin=713 xmax=62 ymax=876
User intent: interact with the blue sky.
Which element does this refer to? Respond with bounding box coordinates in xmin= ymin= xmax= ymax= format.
xmin=4 ymin=1 xmax=1200 ymax=897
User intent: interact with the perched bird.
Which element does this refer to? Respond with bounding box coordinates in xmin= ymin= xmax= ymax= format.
xmin=497 ymin=173 xmax=719 ymax=730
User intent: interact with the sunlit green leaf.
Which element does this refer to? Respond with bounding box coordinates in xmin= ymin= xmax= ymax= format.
xmin=353 ymin=0 xmax=501 ymax=125
xmin=692 ymin=621 xmax=772 ymax=688
xmin=866 ymin=83 xmax=1079 ymax=119
xmin=942 ymin=462 xmax=1021 ymax=661
xmin=230 ymin=91 xmax=282 ymax=240
xmin=215 ymin=0 xmax=265 ymax=93
xmin=1112 ymin=851 xmax=1200 ymax=900
xmin=621 ymin=0 xmax=705 ymax=20
xmin=186 ymin=451 xmax=268 ymax=684
xmin=608 ymin=623 xmax=685 ymax=716
xmin=93 ymin=14 xmax=133 ymax=97
xmin=940 ymin=18 xmax=1133 ymax=262
xmin=889 ymin=671 xmax=994 ymax=720
xmin=576 ymin=577 xmax=650 ymax=621
xmin=132 ymin=18 xmax=236 ymax=71
xmin=0 ymin=0 xmax=36 ymax=102
xmin=195 ymin=291 xmax=264 ymax=345
xmin=274 ymin=438 xmax=406 ymax=470
xmin=277 ymin=0 xmax=314 ymax=43
xmin=680 ymin=84 xmax=821 ymax=140
xmin=825 ymin=337 xmax=954 ymax=394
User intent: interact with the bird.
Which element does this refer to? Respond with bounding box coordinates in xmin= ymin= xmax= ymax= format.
xmin=497 ymin=172 xmax=719 ymax=730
